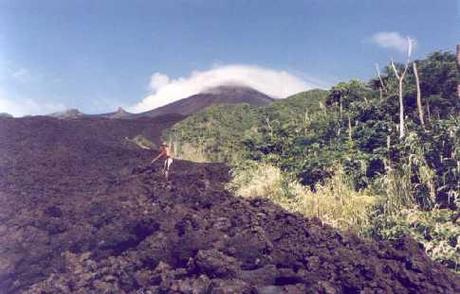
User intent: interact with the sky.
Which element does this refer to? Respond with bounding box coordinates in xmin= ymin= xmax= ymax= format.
xmin=0 ymin=0 xmax=458 ymax=116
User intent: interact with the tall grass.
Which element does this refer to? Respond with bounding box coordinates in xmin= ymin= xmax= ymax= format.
xmin=372 ymin=132 xmax=437 ymax=216
xmin=169 ymin=141 xmax=210 ymax=163
xmin=125 ymin=135 xmax=157 ymax=150
xmin=368 ymin=208 xmax=459 ymax=272
xmin=372 ymin=161 xmax=415 ymax=216
xmin=228 ymin=162 xmax=376 ymax=234
xmin=228 ymin=161 xmax=459 ymax=272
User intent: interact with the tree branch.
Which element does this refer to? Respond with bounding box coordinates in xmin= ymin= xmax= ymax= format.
xmin=375 ymin=63 xmax=387 ymax=93
xmin=390 ymin=59 xmax=400 ymax=80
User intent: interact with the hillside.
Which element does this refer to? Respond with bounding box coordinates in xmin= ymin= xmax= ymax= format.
xmin=45 ymin=85 xmax=272 ymax=121
xmin=0 ymin=113 xmax=13 ymax=118
xmin=167 ymin=89 xmax=328 ymax=163
xmin=133 ymin=85 xmax=274 ymax=118
xmin=48 ymin=107 xmax=134 ymax=120
xmin=267 ymin=88 xmax=327 ymax=120
xmin=166 ymin=51 xmax=460 ymax=273
xmin=1 ymin=116 xmax=459 ymax=293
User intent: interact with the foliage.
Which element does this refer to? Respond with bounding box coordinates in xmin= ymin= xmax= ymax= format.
xmin=167 ymin=51 xmax=459 ymax=208
xmin=125 ymin=135 xmax=156 ymax=150
xmin=171 ymin=142 xmax=210 ymax=163
xmin=367 ymin=209 xmax=459 ymax=272
xmin=228 ymin=162 xmax=376 ymax=234
xmin=167 ymin=90 xmax=328 ymax=164
xmin=166 ymin=103 xmax=263 ymax=163
xmin=165 ymin=50 xmax=460 ymax=271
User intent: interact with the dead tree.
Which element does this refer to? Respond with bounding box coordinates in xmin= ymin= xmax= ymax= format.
xmin=347 ymin=115 xmax=352 ymax=141
xmin=391 ymin=37 xmax=413 ymax=139
xmin=413 ymin=61 xmax=424 ymax=128
xmin=426 ymin=100 xmax=431 ymax=123
xmin=375 ymin=63 xmax=387 ymax=100
xmin=457 ymin=44 xmax=460 ymax=98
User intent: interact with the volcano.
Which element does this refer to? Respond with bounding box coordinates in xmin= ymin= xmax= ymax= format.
xmin=133 ymin=85 xmax=274 ymax=118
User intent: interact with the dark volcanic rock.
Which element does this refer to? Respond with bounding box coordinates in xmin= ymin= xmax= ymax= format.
xmin=0 ymin=116 xmax=459 ymax=293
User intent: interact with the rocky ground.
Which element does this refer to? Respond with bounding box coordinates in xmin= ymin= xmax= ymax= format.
xmin=0 ymin=116 xmax=459 ymax=293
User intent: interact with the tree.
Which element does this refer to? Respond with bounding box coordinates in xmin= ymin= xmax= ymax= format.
xmin=413 ymin=62 xmax=424 ymax=127
xmin=390 ymin=37 xmax=413 ymax=139
xmin=457 ymin=44 xmax=460 ymax=98
xmin=375 ymin=63 xmax=387 ymax=100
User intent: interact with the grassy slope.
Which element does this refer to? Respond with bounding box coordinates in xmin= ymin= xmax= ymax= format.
xmin=166 ymin=89 xmax=328 ymax=162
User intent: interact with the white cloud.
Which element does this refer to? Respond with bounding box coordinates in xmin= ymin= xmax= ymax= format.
xmin=370 ymin=32 xmax=416 ymax=53
xmin=149 ymin=73 xmax=170 ymax=90
xmin=131 ymin=64 xmax=323 ymax=113
xmin=0 ymin=95 xmax=65 ymax=117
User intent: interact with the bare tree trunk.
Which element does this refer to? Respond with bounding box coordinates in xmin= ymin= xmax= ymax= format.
xmin=391 ymin=37 xmax=413 ymax=139
xmin=348 ymin=116 xmax=352 ymax=141
xmin=392 ymin=63 xmax=409 ymax=139
xmin=375 ymin=63 xmax=387 ymax=94
xmin=339 ymin=96 xmax=343 ymax=120
xmin=265 ymin=117 xmax=273 ymax=138
xmin=427 ymin=99 xmax=431 ymax=123
xmin=398 ymin=78 xmax=405 ymax=138
xmin=413 ymin=62 xmax=424 ymax=128
xmin=338 ymin=96 xmax=343 ymax=136
xmin=457 ymin=44 xmax=460 ymax=98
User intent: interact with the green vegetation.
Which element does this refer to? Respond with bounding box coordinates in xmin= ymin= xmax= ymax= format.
xmin=368 ymin=209 xmax=459 ymax=272
xmin=166 ymin=103 xmax=263 ymax=162
xmin=166 ymin=50 xmax=460 ymax=272
xmin=125 ymin=135 xmax=157 ymax=150
xmin=227 ymin=162 xmax=376 ymax=234
xmin=166 ymin=89 xmax=328 ymax=163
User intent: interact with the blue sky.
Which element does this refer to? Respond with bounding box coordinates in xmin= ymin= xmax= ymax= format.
xmin=0 ymin=0 xmax=458 ymax=116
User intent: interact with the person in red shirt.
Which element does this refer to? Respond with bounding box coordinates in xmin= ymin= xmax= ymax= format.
xmin=151 ymin=142 xmax=173 ymax=179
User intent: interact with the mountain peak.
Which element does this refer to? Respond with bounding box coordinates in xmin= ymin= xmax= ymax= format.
xmin=202 ymin=84 xmax=265 ymax=95
xmin=50 ymin=108 xmax=84 ymax=119
xmin=91 ymin=106 xmax=132 ymax=119
xmin=134 ymin=85 xmax=273 ymax=118
xmin=110 ymin=107 xmax=131 ymax=118
xmin=0 ymin=112 xmax=13 ymax=118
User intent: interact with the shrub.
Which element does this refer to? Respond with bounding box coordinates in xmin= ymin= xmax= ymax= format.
xmin=368 ymin=209 xmax=459 ymax=272
xmin=125 ymin=135 xmax=156 ymax=150
xmin=169 ymin=141 xmax=210 ymax=163
xmin=228 ymin=162 xmax=376 ymax=234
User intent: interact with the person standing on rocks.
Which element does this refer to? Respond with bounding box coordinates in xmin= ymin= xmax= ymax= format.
xmin=151 ymin=142 xmax=173 ymax=180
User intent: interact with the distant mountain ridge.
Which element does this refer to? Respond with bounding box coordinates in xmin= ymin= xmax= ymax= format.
xmin=46 ymin=85 xmax=274 ymax=120
xmin=0 ymin=112 xmax=13 ymax=118
xmin=49 ymin=108 xmax=85 ymax=119
xmin=132 ymin=85 xmax=274 ymax=118
xmin=92 ymin=107 xmax=132 ymax=119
